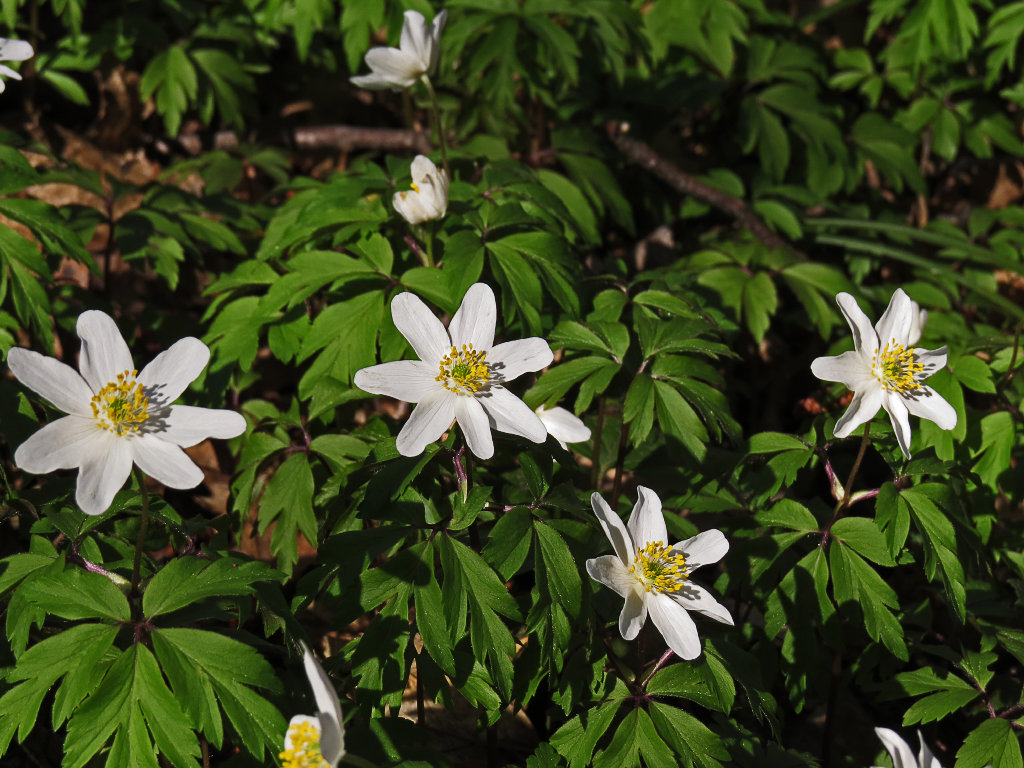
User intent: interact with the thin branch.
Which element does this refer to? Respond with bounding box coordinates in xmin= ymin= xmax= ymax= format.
xmin=178 ymin=125 xmax=433 ymax=156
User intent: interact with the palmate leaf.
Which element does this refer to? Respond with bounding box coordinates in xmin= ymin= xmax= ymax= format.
xmin=142 ymin=555 xmax=282 ymax=618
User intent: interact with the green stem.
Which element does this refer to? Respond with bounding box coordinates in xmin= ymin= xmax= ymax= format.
xmin=420 ymin=74 xmax=449 ymax=180
xmin=130 ymin=469 xmax=150 ymax=609
xmin=423 ymin=222 xmax=435 ymax=268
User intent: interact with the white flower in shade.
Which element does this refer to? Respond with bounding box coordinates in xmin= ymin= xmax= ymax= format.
xmin=872 ymin=727 xmax=941 ymax=768
xmin=585 ymin=487 xmax=733 ymax=660
xmin=536 ymin=405 xmax=590 ymax=450
xmin=7 ymin=310 xmax=246 ymax=515
xmin=0 ymin=37 xmax=32 ymax=93
xmin=393 ymin=155 xmax=448 ymax=224
xmin=280 ymin=642 xmax=345 ymax=768
xmin=353 ymin=283 xmax=553 ymax=460
xmin=350 ymin=9 xmax=447 ymax=90
xmin=810 ymin=289 xmax=956 ymax=459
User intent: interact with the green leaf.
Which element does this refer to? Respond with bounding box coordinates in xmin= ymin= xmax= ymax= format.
xmin=648 ymin=701 xmax=730 ymax=768
xmin=414 ymin=547 xmax=456 ymax=677
xmin=951 ymin=354 xmax=996 ymax=393
xmin=258 ymin=453 xmax=317 ymax=573
xmin=550 ymin=698 xmax=623 ymax=768
xmin=956 ymin=719 xmax=1023 ymax=768
xmin=534 ymin=521 xmax=583 ymax=621
xmin=831 ymin=517 xmax=896 ymax=566
xmin=143 ymin=556 xmax=279 ymax=618
xmin=19 ymin=566 xmax=130 ymax=622
xmin=646 ymin=655 xmax=736 ymax=713
xmin=901 ymin=487 xmax=966 ymax=621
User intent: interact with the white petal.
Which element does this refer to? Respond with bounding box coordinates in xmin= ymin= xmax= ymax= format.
xmin=648 ymin=591 xmax=702 ymax=660
xmin=810 ymin=351 xmax=873 ymax=391
xmin=902 ymin=386 xmax=957 ymax=431
xmin=875 ymin=288 xmax=914 ymax=347
xmin=536 ymin=405 xmax=591 ymax=445
xmin=487 ymin=338 xmax=553 ymax=383
xmin=908 ymin=304 xmax=928 ymax=346
xmin=833 ymin=386 xmax=883 ymax=439
xmin=875 ymin=728 xmax=917 ymax=768
xmin=836 ymin=293 xmax=879 ymax=356
xmin=449 ymin=283 xmax=496 ymax=352
xmin=358 ymin=47 xmax=423 ymax=88
xmin=349 ymin=71 xmax=403 ymax=90
xmin=76 ymin=437 xmax=133 ymax=515
xmin=454 ymin=396 xmax=493 ymax=459
xmin=674 ymin=529 xmax=729 ymax=570
xmin=882 ymin=392 xmax=913 ymax=459
xmin=915 ymin=346 xmax=948 ymax=379
xmin=0 ymin=64 xmax=19 ymax=81
xmin=399 ymin=10 xmax=432 ymax=71
xmin=479 ymin=387 xmax=547 ymax=443
xmin=619 ymin=588 xmax=647 ymax=641
xmin=353 ymin=360 xmax=439 ymax=403
xmin=15 ymin=416 xmax=106 ymax=473
xmin=390 ymin=292 xmax=450 ymax=365
xmin=7 ymin=348 xmax=93 ymax=416
xmin=158 ymin=406 xmax=247 ymax=448
xmin=393 ymin=189 xmax=432 ymax=225
xmin=671 ymin=582 xmax=734 ymax=626
xmin=427 ymin=10 xmax=447 ymax=74
xmin=585 ymin=555 xmax=634 ymax=598
xmin=916 ymin=732 xmax=940 ymax=768
xmin=137 ymin=337 xmax=210 ymax=406
xmin=0 ymin=38 xmax=33 ymax=61
xmin=130 ymin=435 xmax=204 ymax=489
xmin=591 ymin=492 xmax=633 ymax=566
xmin=627 ymin=486 xmax=667 ymax=547
xmin=395 ymin=394 xmax=455 ymax=457
xmin=77 ymin=310 xmax=134 ymax=392
xmin=300 ymin=641 xmax=345 ymax=765
xmin=410 ymin=154 xmax=438 ymax=183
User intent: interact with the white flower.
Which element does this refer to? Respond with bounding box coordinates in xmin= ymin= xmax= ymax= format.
xmin=7 ymin=310 xmax=246 ymax=515
xmin=810 ymin=289 xmax=956 ymax=459
xmin=281 ymin=641 xmax=345 ymax=768
xmin=350 ymin=9 xmax=447 ymax=91
xmin=536 ymin=405 xmax=590 ymax=450
xmin=353 ymin=283 xmax=553 ymax=460
xmin=872 ymin=727 xmax=941 ymax=768
xmin=0 ymin=37 xmax=32 ymax=93
xmin=585 ymin=487 xmax=733 ymax=660
xmin=393 ymin=155 xmax=448 ymax=224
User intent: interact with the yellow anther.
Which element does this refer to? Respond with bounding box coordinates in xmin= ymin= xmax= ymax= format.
xmin=630 ymin=541 xmax=688 ymax=593
xmin=410 ymin=181 xmax=421 ymax=194
xmin=90 ymin=369 xmax=150 ymax=436
xmin=279 ymin=721 xmax=328 ymax=768
xmin=436 ymin=343 xmax=490 ymax=395
xmin=871 ymin=340 xmax=924 ymax=394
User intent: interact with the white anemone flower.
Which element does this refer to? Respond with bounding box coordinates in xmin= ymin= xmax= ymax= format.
xmin=353 ymin=283 xmax=553 ymax=460
xmin=535 ymin=405 xmax=591 ymax=450
xmin=585 ymin=486 xmax=733 ymax=660
xmin=0 ymin=37 xmax=33 ymax=93
xmin=7 ymin=310 xmax=246 ymax=515
xmin=280 ymin=642 xmax=345 ymax=768
xmin=810 ymin=289 xmax=956 ymax=459
xmin=350 ymin=9 xmax=447 ymax=91
xmin=393 ymin=155 xmax=448 ymax=224
xmin=872 ymin=727 xmax=941 ymax=768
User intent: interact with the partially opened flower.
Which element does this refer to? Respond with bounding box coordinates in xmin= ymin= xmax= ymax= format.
xmin=585 ymin=487 xmax=733 ymax=660
xmin=281 ymin=642 xmax=345 ymax=768
xmin=872 ymin=727 xmax=941 ymax=768
xmin=8 ymin=310 xmax=246 ymax=515
xmin=0 ymin=37 xmax=33 ymax=93
xmin=354 ymin=283 xmax=553 ymax=460
xmin=536 ymin=405 xmax=590 ymax=450
xmin=810 ymin=289 xmax=956 ymax=458
xmin=350 ymin=9 xmax=447 ymax=90
xmin=393 ymin=155 xmax=448 ymax=224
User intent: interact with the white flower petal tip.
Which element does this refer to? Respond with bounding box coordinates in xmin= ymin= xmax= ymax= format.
xmin=0 ymin=37 xmax=32 ymax=91
xmin=7 ymin=309 xmax=244 ymax=515
xmin=350 ymin=10 xmax=446 ymax=91
xmin=353 ymin=282 xmax=544 ymax=460
xmin=588 ymin=487 xmax=731 ymax=658
xmin=393 ymin=155 xmax=448 ymax=224
xmin=872 ymin=727 xmax=939 ymax=768
xmin=288 ymin=641 xmax=345 ymax=767
xmin=536 ymin=405 xmax=591 ymax=449
xmin=814 ymin=289 xmax=952 ymax=459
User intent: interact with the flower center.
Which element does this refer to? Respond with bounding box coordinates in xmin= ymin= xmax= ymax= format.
xmin=629 ymin=541 xmax=688 ymax=593
xmin=871 ymin=340 xmax=924 ymax=394
xmin=436 ymin=344 xmax=490 ymax=395
xmin=279 ymin=721 xmax=328 ymax=768
xmin=90 ymin=370 xmax=149 ymax=436
xmin=410 ymin=181 xmax=421 ymax=193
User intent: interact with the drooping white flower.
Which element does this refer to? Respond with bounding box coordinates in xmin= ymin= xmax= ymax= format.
xmin=536 ymin=405 xmax=590 ymax=450
xmin=393 ymin=155 xmax=448 ymax=224
xmin=0 ymin=37 xmax=32 ymax=93
xmin=585 ymin=487 xmax=733 ymax=660
xmin=280 ymin=642 xmax=345 ymax=768
xmin=7 ymin=310 xmax=246 ymax=515
xmin=810 ymin=289 xmax=956 ymax=459
xmin=872 ymin=727 xmax=941 ymax=768
xmin=353 ymin=283 xmax=553 ymax=460
xmin=350 ymin=9 xmax=447 ymax=91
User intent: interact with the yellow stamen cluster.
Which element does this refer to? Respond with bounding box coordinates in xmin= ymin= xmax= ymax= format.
xmin=436 ymin=344 xmax=490 ymax=394
xmin=90 ymin=369 xmax=150 ymax=436
xmin=410 ymin=181 xmax=421 ymax=193
xmin=871 ymin=340 xmax=924 ymax=394
xmin=279 ymin=721 xmax=328 ymax=768
xmin=630 ymin=541 xmax=688 ymax=593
